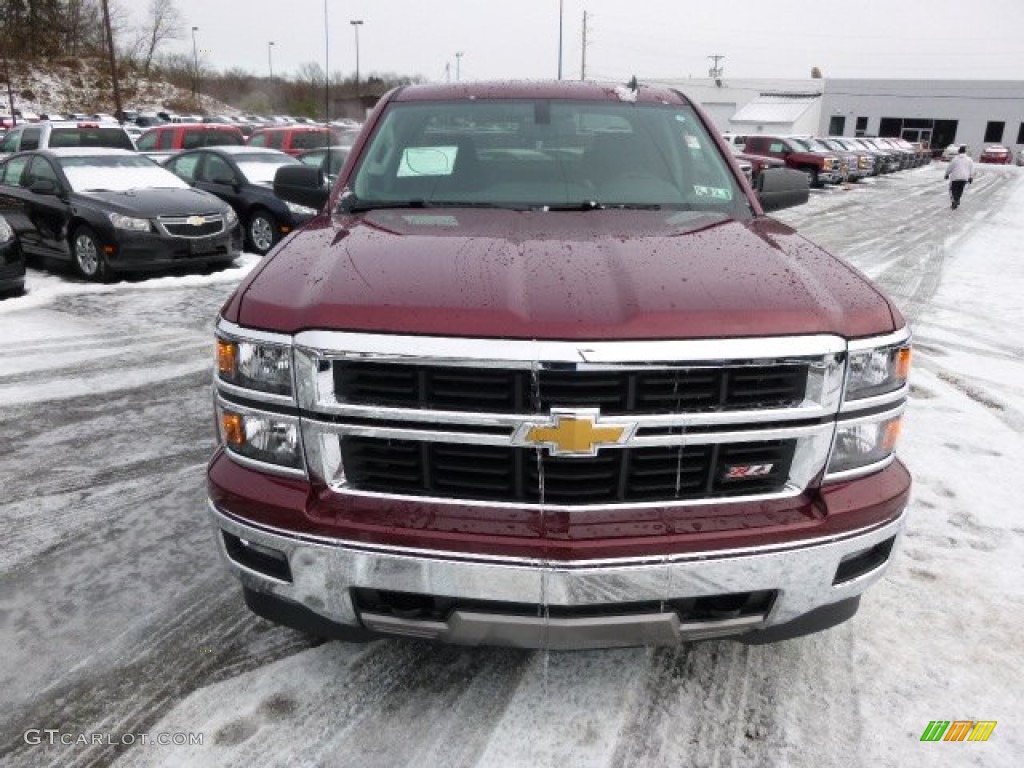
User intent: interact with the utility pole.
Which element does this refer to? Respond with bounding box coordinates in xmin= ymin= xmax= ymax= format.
xmin=268 ymin=41 xmax=274 ymax=80
xmin=445 ymin=61 xmax=451 ymax=83
xmin=455 ymin=51 xmax=463 ymax=81
xmin=580 ymin=11 xmax=590 ymax=81
xmin=708 ymin=54 xmax=725 ymax=79
xmin=2 ymin=53 xmax=15 ymax=126
xmin=191 ymin=26 xmax=200 ymax=105
xmin=557 ymin=0 xmax=563 ymax=80
xmin=350 ymin=20 xmax=363 ymax=99
xmin=100 ymin=0 xmax=122 ymax=119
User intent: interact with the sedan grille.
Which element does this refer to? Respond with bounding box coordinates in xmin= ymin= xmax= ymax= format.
xmin=158 ymin=214 xmax=225 ymax=238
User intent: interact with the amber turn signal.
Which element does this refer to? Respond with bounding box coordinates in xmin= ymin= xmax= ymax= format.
xmin=896 ymin=347 xmax=912 ymax=381
xmin=221 ymin=412 xmax=244 ymax=447
xmin=217 ymin=339 xmax=237 ymax=375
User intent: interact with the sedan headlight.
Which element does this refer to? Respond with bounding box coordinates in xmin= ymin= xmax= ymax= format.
xmin=217 ymin=336 xmax=292 ymax=395
xmin=845 ymin=342 xmax=911 ymax=401
xmin=285 ymin=200 xmax=317 ymax=216
xmin=224 ymin=207 xmax=238 ymax=228
xmin=109 ymin=212 xmax=151 ymax=232
xmin=217 ymin=403 xmax=303 ymax=470
xmin=0 ymin=216 xmax=13 ymax=243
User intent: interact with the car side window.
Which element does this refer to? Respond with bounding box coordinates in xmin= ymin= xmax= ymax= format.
xmin=20 ymin=127 xmax=42 ymax=151
xmin=26 ymin=156 xmax=59 ymax=187
xmin=0 ymin=130 xmax=20 ymax=153
xmin=1 ymin=155 xmax=31 ymax=186
xmin=769 ymin=141 xmax=785 ymax=153
xmin=249 ymin=132 xmax=267 ymax=147
xmin=167 ymin=153 xmax=200 ymax=181
xmin=200 ymin=155 xmax=235 ymax=185
xmin=266 ymin=131 xmax=284 ymax=149
xmin=156 ymin=129 xmax=174 ymax=150
xmin=136 ymin=131 xmax=158 ymax=151
xmin=182 ymin=129 xmax=205 ymax=150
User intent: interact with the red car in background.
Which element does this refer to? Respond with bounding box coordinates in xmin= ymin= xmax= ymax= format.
xmin=979 ymin=144 xmax=1013 ymax=164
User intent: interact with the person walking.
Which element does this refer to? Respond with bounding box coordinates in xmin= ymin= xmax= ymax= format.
xmin=945 ymin=145 xmax=974 ymax=209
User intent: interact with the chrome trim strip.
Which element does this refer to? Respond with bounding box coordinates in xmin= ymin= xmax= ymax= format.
xmin=847 ymin=326 xmax=911 ymax=351
xmin=217 ymin=318 xmax=295 ymax=347
xmin=208 ymin=500 xmax=907 ymax=568
xmin=823 ymin=453 xmax=898 ymax=484
xmin=216 ymin=379 xmax=296 ymax=408
xmin=294 ymin=330 xmax=847 ymax=363
xmin=219 ymin=447 xmax=307 ymax=479
xmin=839 ymin=382 xmax=909 ymax=414
xmin=305 ymin=418 xmax=832 ymax=446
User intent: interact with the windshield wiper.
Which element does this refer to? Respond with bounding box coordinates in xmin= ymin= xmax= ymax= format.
xmin=346 ymin=199 xmax=431 ymax=213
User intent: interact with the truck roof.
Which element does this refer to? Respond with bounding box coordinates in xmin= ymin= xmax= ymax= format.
xmin=391 ymin=79 xmax=695 ymax=107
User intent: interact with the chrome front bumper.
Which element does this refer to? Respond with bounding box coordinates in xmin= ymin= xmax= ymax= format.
xmin=210 ymin=501 xmax=906 ymax=649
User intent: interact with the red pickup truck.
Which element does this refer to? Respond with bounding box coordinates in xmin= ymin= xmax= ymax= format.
xmin=208 ymin=80 xmax=911 ymax=649
xmin=743 ymin=135 xmax=844 ymax=187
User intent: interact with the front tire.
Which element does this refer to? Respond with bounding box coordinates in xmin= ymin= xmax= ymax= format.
xmin=247 ymin=209 xmax=278 ymax=256
xmin=71 ymin=226 xmax=109 ymax=281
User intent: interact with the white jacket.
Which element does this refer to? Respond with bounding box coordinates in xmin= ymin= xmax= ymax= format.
xmin=946 ymin=154 xmax=974 ymax=182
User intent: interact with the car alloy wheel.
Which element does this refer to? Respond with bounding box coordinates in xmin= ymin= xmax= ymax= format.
xmin=249 ymin=211 xmax=277 ymax=255
xmin=72 ymin=227 xmax=108 ymax=281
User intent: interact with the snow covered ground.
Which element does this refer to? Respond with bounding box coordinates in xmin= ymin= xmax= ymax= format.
xmin=1 ymin=164 xmax=1021 ymax=768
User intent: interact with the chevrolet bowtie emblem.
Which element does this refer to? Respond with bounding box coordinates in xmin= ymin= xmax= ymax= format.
xmin=186 ymin=215 xmax=206 ymax=227
xmin=513 ymin=409 xmax=635 ymax=457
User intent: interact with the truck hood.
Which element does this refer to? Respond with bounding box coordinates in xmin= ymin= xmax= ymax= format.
xmin=230 ymin=209 xmax=897 ymax=340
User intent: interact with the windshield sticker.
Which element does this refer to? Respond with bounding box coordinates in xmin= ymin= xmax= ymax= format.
xmin=397 ymin=146 xmax=459 ymax=177
xmin=693 ymin=185 xmax=733 ymax=200
xmin=684 ymin=135 xmax=701 ymax=150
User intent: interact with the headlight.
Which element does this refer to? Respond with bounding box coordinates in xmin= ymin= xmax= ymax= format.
xmin=827 ymin=412 xmax=902 ymax=476
xmin=217 ymin=403 xmax=303 ymax=470
xmin=217 ymin=336 xmax=292 ymax=395
xmin=845 ymin=342 xmax=911 ymax=401
xmin=0 ymin=216 xmax=13 ymax=243
xmin=109 ymin=212 xmax=151 ymax=232
xmin=224 ymin=207 xmax=238 ymax=227
xmin=285 ymin=200 xmax=317 ymax=216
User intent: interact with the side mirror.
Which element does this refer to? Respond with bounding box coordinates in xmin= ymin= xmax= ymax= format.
xmin=274 ymin=165 xmax=328 ymax=211
xmin=29 ymin=178 xmax=59 ymax=195
xmin=756 ymin=168 xmax=810 ymax=212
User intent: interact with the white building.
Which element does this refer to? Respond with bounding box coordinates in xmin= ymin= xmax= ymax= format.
xmin=653 ymin=76 xmax=1024 ymax=156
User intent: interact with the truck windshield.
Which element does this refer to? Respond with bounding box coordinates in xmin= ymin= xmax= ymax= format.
xmin=349 ymin=99 xmax=749 ymax=217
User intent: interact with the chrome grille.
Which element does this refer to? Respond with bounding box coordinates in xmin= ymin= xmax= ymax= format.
xmin=157 ymin=214 xmax=225 ymax=238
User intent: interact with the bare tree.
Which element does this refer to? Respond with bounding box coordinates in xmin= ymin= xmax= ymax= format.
xmin=138 ymin=0 xmax=182 ymax=75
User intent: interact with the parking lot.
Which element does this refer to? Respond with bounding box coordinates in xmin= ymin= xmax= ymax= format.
xmin=1 ymin=163 xmax=1021 ymax=768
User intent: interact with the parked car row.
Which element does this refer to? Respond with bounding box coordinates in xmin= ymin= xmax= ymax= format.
xmin=723 ymin=133 xmax=932 ymax=187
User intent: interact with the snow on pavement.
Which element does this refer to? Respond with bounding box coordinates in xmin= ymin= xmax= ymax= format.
xmin=1 ymin=168 xmax=1021 ymax=768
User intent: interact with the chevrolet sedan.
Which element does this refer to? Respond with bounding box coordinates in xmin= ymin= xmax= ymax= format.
xmin=0 ymin=148 xmax=241 ymax=280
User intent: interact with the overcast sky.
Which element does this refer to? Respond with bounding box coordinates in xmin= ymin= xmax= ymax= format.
xmin=133 ymin=0 xmax=1024 ymax=84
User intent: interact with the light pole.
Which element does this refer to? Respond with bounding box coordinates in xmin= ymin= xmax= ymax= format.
xmin=455 ymin=51 xmax=463 ymax=81
xmin=350 ymin=20 xmax=363 ymax=99
xmin=268 ymin=41 xmax=274 ymax=80
xmin=558 ymin=0 xmax=563 ymax=79
xmin=191 ymin=26 xmax=200 ymax=106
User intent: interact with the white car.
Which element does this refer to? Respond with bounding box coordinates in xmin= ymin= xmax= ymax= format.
xmin=941 ymin=143 xmax=968 ymax=161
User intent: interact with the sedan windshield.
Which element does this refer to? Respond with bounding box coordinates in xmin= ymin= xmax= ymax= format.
xmin=349 ymin=99 xmax=749 ymax=217
xmin=60 ymin=154 xmax=190 ymax=192
xmin=234 ymin=153 xmax=299 ymax=185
